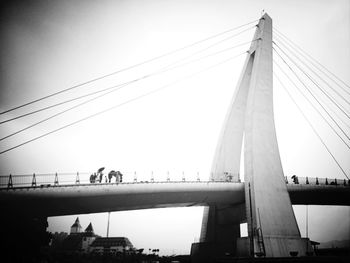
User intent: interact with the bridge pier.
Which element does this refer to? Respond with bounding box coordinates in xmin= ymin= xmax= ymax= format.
xmin=236 ymin=236 xmax=313 ymax=257
xmin=1 ymin=213 xmax=50 ymax=262
xmin=191 ymin=241 xmax=237 ymax=262
xmin=191 ymin=203 xmax=245 ymax=262
xmin=195 ymin=13 xmax=313 ymax=260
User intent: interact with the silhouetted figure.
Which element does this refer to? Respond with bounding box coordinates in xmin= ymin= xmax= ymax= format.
xmin=90 ymin=173 xmax=97 ymax=183
xmin=108 ymin=170 xmax=116 ymax=183
xmin=94 ymin=173 xmax=97 ymax=182
xmin=96 ymin=167 xmax=105 ymax=183
xmin=224 ymin=172 xmax=233 ymax=182
xmin=291 ymin=175 xmax=299 ymax=184
xmin=108 ymin=170 xmax=123 ymax=183
xmin=118 ymin=171 xmax=123 ymax=182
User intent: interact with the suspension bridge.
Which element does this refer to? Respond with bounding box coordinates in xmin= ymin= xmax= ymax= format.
xmin=0 ymin=13 xmax=349 ymax=262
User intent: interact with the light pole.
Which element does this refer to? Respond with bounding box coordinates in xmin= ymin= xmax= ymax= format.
xmin=106 ymin=211 xmax=111 ymax=237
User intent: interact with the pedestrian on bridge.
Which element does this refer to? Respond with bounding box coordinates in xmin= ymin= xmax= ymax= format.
xmin=116 ymin=171 xmax=123 ymax=183
xmin=89 ymin=173 xmax=97 ymax=183
xmin=97 ymin=167 xmax=105 ymax=183
xmin=107 ymin=170 xmax=123 ymax=183
xmin=108 ymin=170 xmax=116 ymax=183
xmin=291 ymin=175 xmax=299 ymax=184
xmin=89 ymin=173 xmax=94 ymax=183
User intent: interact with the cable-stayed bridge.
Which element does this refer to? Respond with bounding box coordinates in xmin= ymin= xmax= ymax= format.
xmin=1 ymin=174 xmax=349 ymax=217
xmin=0 ymin=13 xmax=349 ymax=262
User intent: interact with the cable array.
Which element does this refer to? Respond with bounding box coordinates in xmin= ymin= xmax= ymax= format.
xmin=0 ymin=53 xmax=246 ymax=155
xmin=0 ymin=20 xmax=256 ymax=154
xmin=272 ymin=28 xmax=350 ymax=179
xmin=0 ymin=38 xmax=256 ymax=128
xmin=0 ymin=19 xmax=257 ymax=115
xmin=1 ymin=19 xmax=348 ymax=181
xmin=274 ymin=28 xmax=350 ymax=94
xmin=273 ymin=48 xmax=350 ymax=143
xmin=274 ymin=43 xmax=350 ymax=120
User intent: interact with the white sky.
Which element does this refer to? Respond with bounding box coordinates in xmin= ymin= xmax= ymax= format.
xmin=0 ymin=0 xmax=349 ymax=256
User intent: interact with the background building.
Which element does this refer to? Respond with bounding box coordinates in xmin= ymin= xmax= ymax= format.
xmin=60 ymin=218 xmax=98 ymax=253
xmin=90 ymin=237 xmax=134 ymax=255
xmin=70 ymin=217 xmax=82 ymax=234
xmin=53 ymin=217 xmax=135 ymax=255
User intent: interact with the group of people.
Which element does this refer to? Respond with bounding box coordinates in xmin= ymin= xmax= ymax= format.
xmin=89 ymin=167 xmax=123 ymax=183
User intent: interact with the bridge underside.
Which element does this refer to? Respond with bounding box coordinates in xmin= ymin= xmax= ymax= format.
xmin=0 ymin=182 xmax=348 ymax=217
xmin=1 ymin=182 xmax=348 ymax=261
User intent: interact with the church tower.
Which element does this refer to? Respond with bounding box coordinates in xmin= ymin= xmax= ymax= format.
xmin=70 ymin=217 xmax=82 ymax=234
xmin=85 ymin=222 xmax=94 ymax=235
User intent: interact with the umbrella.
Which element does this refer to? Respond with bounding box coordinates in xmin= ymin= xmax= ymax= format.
xmin=97 ymin=167 xmax=105 ymax=173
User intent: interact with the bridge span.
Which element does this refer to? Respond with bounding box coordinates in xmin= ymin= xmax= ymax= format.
xmin=1 ymin=181 xmax=349 ymax=217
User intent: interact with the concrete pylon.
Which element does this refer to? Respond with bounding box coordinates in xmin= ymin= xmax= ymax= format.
xmin=191 ymin=14 xmax=311 ymax=261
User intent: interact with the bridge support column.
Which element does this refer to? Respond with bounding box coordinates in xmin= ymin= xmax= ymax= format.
xmin=0 ymin=213 xmax=51 ymax=262
xmin=198 ymin=13 xmax=310 ymax=260
xmin=191 ymin=203 xmax=245 ymax=262
xmin=242 ymin=13 xmax=308 ymax=257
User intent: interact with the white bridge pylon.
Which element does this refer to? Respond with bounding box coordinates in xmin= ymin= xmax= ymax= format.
xmin=194 ymin=13 xmax=311 ymax=260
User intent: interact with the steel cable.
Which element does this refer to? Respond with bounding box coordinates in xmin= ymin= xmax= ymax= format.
xmin=0 ymin=19 xmax=258 ymax=115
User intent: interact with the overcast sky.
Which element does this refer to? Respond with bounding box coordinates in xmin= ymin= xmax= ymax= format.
xmin=0 ymin=0 xmax=349 ymax=256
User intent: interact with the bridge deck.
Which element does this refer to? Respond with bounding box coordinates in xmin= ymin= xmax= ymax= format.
xmin=0 ymin=181 xmax=348 ymax=217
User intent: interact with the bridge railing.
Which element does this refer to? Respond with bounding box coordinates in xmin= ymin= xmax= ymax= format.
xmin=1 ymin=173 xmax=349 ymax=189
xmin=285 ymin=176 xmax=349 ymax=186
xmin=1 ymin=169 xmax=246 ymax=189
xmin=0 ymin=171 xmax=146 ymax=188
xmin=0 ymin=170 xmax=245 ymax=189
xmin=0 ymin=172 xmax=92 ymax=188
